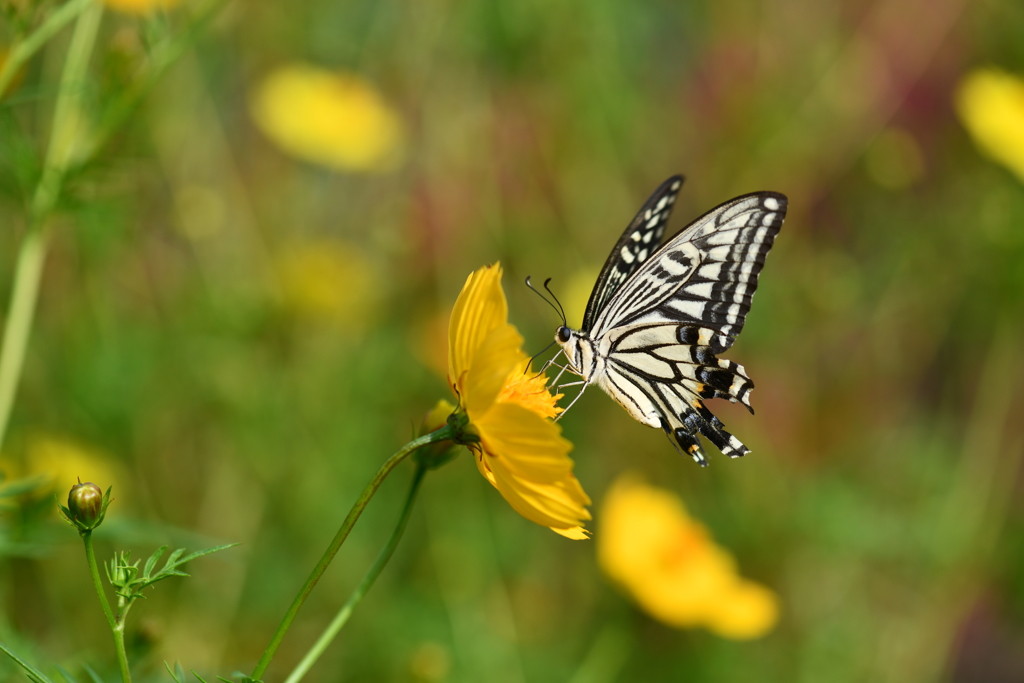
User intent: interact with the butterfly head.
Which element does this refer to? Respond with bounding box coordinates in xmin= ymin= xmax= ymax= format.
xmin=554 ymin=325 xmax=592 ymax=378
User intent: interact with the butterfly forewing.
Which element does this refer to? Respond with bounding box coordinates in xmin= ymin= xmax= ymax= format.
xmin=580 ymin=175 xmax=685 ymax=333
xmin=590 ymin=192 xmax=787 ymax=353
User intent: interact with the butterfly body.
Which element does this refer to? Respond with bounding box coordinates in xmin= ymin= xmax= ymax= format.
xmin=553 ymin=176 xmax=787 ymax=465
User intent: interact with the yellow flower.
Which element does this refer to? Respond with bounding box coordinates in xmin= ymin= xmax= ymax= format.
xmin=250 ymin=64 xmax=404 ymax=173
xmin=955 ymin=68 xmax=1024 ymax=184
xmin=103 ymin=0 xmax=182 ymax=14
xmin=21 ymin=435 xmax=125 ymax=504
xmin=446 ymin=264 xmax=591 ymax=539
xmin=598 ymin=475 xmax=778 ymax=639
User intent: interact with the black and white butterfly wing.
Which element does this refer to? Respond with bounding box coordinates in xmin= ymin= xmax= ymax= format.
xmin=585 ymin=190 xmax=787 ymax=465
xmin=589 ymin=192 xmax=787 ymax=350
xmin=580 ymin=175 xmax=684 ymax=333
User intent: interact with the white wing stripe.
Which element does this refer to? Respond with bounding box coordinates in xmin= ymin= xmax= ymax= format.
xmin=684 ymin=281 xmax=713 ymax=298
xmin=667 ymin=299 xmax=706 ymax=319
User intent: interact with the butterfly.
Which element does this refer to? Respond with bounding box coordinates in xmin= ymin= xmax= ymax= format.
xmin=551 ymin=175 xmax=787 ymax=465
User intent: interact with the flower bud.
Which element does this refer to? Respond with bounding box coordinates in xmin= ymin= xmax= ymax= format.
xmin=68 ymin=481 xmax=104 ymax=529
xmin=59 ymin=480 xmax=112 ymax=533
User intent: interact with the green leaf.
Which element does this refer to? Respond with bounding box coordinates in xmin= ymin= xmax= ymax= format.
xmin=0 ymin=640 xmax=58 ymax=683
xmin=81 ymin=664 xmax=105 ymax=683
xmin=143 ymin=545 xmax=169 ymax=579
xmin=114 ymin=543 xmax=238 ymax=600
xmin=164 ymin=661 xmax=186 ymax=683
xmin=53 ymin=665 xmax=80 ymax=683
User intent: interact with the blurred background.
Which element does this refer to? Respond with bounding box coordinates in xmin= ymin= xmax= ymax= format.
xmin=3 ymin=0 xmax=1024 ymax=681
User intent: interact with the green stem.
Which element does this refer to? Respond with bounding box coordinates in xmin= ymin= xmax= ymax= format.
xmin=83 ymin=532 xmax=132 ymax=683
xmin=85 ymin=0 xmax=229 ymax=160
xmin=0 ymin=0 xmax=94 ymax=101
xmin=0 ymin=227 xmax=50 ymax=451
xmin=284 ymin=460 xmax=429 ymax=683
xmin=0 ymin=0 xmax=102 ymax=453
xmin=250 ymin=425 xmax=455 ymax=681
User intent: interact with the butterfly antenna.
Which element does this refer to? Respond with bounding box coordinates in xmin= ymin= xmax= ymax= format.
xmin=525 ymin=276 xmax=566 ymax=327
xmin=543 ymin=278 xmax=568 ymax=326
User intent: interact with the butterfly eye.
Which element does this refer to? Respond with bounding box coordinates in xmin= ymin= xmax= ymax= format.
xmin=557 ymin=326 xmax=572 ymax=343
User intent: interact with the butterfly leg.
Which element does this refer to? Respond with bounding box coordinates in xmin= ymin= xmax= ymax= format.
xmin=545 ymin=349 xmax=581 ymax=389
xmin=553 ymin=382 xmax=589 ymax=422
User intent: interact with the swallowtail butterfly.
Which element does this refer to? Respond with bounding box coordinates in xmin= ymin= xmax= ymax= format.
xmin=553 ymin=176 xmax=787 ymax=465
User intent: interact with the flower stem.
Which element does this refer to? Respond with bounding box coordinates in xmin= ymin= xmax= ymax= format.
xmin=83 ymin=532 xmax=132 ymax=683
xmin=0 ymin=0 xmax=94 ymax=100
xmin=0 ymin=226 xmax=50 ymax=451
xmin=250 ymin=425 xmax=455 ymax=681
xmin=284 ymin=460 xmax=429 ymax=683
xmin=0 ymin=0 xmax=103 ymax=453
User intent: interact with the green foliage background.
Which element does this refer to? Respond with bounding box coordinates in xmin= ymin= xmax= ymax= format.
xmin=3 ymin=0 xmax=1024 ymax=681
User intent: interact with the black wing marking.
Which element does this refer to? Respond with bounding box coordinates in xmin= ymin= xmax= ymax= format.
xmin=594 ymin=322 xmax=757 ymax=464
xmin=591 ymin=192 xmax=787 ymax=353
xmin=605 ymin=323 xmax=755 ymax=413
xmin=580 ymin=175 xmax=684 ymax=333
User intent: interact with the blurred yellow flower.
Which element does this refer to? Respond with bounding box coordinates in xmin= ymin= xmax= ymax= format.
xmin=275 ymin=239 xmax=376 ymax=328
xmin=103 ymin=0 xmax=182 ymax=14
xmin=23 ymin=436 xmax=123 ymax=502
xmin=598 ymin=475 xmax=779 ymax=639
xmin=955 ymin=68 xmax=1024 ymax=184
xmin=447 ymin=264 xmax=591 ymax=539
xmin=250 ymin=64 xmax=404 ymax=173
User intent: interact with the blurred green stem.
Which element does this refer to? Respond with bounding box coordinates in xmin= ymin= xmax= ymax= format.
xmin=83 ymin=532 xmax=132 ymax=683
xmin=0 ymin=0 xmax=94 ymax=99
xmin=0 ymin=0 xmax=102 ymax=453
xmin=284 ymin=460 xmax=429 ymax=683
xmin=86 ymin=0 xmax=230 ymax=160
xmin=250 ymin=425 xmax=455 ymax=681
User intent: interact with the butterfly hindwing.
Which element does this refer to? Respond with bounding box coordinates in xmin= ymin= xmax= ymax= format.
xmin=581 ymin=175 xmax=685 ymax=333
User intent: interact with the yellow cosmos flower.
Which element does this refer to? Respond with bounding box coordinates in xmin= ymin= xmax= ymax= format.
xmin=598 ymin=475 xmax=778 ymax=639
xmin=103 ymin=0 xmax=182 ymax=14
xmin=446 ymin=264 xmax=591 ymax=539
xmin=955 ymin=68 xmax=1024 ymax=184
xmin=250 ymin=64 xmax=404 ymax=173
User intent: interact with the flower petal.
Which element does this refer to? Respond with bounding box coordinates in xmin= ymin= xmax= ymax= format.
xmin=956 ymin=68 xmax=1024 ymax=184
xmin=704 ymin=580 xmax=780 ymax=640
xmin=474 ymin=402 xmax=591 ymax=536
xmin=463 ymin=323 xmax=524 ymax=417
xmin=448 ymin=264 xmax=509 ymax=390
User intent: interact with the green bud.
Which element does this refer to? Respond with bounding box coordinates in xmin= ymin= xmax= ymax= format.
xmin=59 ymin=480 xmax=112 ymax=533
xmin=68 ymin=481 xmax=103 ymax=527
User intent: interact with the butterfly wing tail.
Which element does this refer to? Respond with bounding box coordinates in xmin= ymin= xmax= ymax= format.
xmin=691 ymin=357 xmax=755 ymax=414
xmin=661 ymin=401 xmax=751 ymax=466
